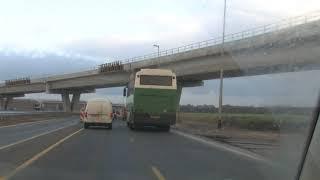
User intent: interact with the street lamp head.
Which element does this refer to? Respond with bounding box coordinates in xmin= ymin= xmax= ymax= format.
xmin=153 ymin=44 xmax=159 ymax=48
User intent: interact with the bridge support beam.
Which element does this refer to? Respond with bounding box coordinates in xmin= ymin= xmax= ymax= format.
xmin=61 ymin=92 xmax=71 ymax=112
xmin=0 ymin=94 xmax=24 ymax=111
xmin=0 ymin=98 xmax=5 ymax=110
xmin=4 ymin=97 xmax=13 ymax=111
xmin=61 ymin=92 xmax=82 ymax=113
xmin=71 ymin=92 xmax=81 ymax=112
xmin=48 ymin=88 xmax=94 ymax=112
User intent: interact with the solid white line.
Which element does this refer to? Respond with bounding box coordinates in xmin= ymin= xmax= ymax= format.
xmin=0 ymin=123 xmax=76 ymax=150
xmin=0 ymin=118 xmax=70 ymax=129
xmin=171 ymin=129 xmax=274 ymax=166
xmin=5 ymin=128 xmax=83 ymax=179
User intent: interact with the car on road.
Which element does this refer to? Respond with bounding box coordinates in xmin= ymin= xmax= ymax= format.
xmin=83 ymin=98 xmax=113 ymax=129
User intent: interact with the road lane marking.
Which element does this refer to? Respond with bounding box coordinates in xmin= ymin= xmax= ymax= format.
xmin=129 ymin=137 xmax=135 ymax=143
xmin=4 ymin=128 xmax=83 ymax=179
xmin=172 ymin=129 xmax=274 ymax=166
xmin=151 ymin=166 xmax=166 ymax=180
xmin=0 ymin=118 xmax=71 ymax=129
xmin=0 ymin=124 xmax=76 ymax=151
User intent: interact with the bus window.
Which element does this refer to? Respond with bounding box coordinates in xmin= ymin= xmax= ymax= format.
xmin=140 ymin=75 xmax=172 ymax=86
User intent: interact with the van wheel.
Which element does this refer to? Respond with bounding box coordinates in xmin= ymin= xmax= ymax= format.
xmin=84 ymin=123 xmax=89 ymax=129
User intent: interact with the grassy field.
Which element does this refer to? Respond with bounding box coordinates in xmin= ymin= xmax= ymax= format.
xmin=177 ymin=112 xmax=310 ymax=130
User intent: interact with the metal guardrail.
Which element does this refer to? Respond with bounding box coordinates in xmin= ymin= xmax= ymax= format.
xmin=5 ymin=77 xmax=31 ymax=86
xmin=99 ymin=61 xmax=124 ymax=73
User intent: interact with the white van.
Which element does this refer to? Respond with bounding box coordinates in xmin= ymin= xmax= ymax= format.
xmin=83 ymin=98 xmax=113 ymax=129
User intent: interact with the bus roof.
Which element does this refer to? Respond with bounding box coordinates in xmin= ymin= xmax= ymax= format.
xmin=136 ymin=69 xmax=175 ymax=76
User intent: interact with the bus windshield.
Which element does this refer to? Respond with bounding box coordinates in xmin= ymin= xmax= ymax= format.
xmin=139 ymin=75 xmax=172 ymax=86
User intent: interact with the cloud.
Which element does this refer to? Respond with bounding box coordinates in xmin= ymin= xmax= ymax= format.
xmin=0 ymin=50 xmax=102 ymax=81
xmin=58 ymin=13 xmax=209 ymax=59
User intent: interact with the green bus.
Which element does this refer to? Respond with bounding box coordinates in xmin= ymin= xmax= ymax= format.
xmin=123 ymin=69 xmax=178 ymax=131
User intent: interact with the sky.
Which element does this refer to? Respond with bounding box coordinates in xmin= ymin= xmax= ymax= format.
xmin=0 ymin=0 xmax=320 ymax=107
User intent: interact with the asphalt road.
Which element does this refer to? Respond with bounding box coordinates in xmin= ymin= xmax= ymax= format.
xmin=0 ymin=117 xmax=278 ymax=180
xmin=0 ymin=111 xmax=56 ymax=115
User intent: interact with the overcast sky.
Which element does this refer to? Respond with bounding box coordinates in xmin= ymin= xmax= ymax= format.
xmin=1 ymin=0 xmax=320 ymax=107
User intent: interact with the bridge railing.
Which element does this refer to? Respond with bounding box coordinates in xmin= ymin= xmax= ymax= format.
xmin=119 ymin=10 xmax=320 ymax=64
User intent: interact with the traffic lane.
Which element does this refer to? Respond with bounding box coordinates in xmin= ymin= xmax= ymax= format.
xmin=0 ymin=123 xmax=82 ymax=175
xmin=11 ymin=120 xmax=155 ymax=180
xmin=128 ymin=127 xmax=272 ymax=180
xmin=11 ymin=120 xmax=273 ymax=180
xmin=0 ymin=117 xmax=78 ymax=147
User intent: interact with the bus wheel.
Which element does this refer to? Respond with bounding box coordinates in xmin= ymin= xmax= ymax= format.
xmin=109 ymin=123 xmax=113 ymax=130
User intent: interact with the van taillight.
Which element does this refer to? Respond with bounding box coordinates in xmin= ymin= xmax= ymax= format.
xmin=110 ymin=113 xmax=113 ymax=118
xmin=85 ymin=112 xmax=88 ymax=117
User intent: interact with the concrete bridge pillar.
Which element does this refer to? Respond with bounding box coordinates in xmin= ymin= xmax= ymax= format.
xmin=61 ymin=92 xmax=71 ymax=112
xmin=4 ymin=97 xmax=13 ymax=111
xmin=61 ymin=91 xmax=82 ymax=112
xmin=0 ymin=98 xmax=4 ymax=110
xmin=70 ymin=92 xmax=81 ymax=112
xmin=0 ymin=96 xmax=18 ymax=111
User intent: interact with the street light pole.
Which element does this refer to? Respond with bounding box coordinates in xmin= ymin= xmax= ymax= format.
xmin=153 ymin=44 xmax=160 ymax=57
xmin=218 ymin=0 xmax=227 ymax=129
xmin=217 ymin=69 xmax=224 ymax=129
xmin=222 ymin=0 xmax=227 ymax=53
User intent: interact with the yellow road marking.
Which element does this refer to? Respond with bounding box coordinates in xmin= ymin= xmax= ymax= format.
xmin=4 ymin=128 xmax=83 ymax=179
xmin=0 ymin=176 xmax=6 ymax=180
xmin=151 ymin=166 xmax=166 ymax=180
xmin=0 ymin=125 xmax=72 ymax=151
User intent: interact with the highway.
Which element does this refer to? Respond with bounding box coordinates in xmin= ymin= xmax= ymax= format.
xmin=0 ymin=117 xmax=277 ymax=180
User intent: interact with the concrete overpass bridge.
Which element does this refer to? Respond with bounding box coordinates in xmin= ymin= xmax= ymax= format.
xmin=1 ymin=11 xmax=320 ymax=112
